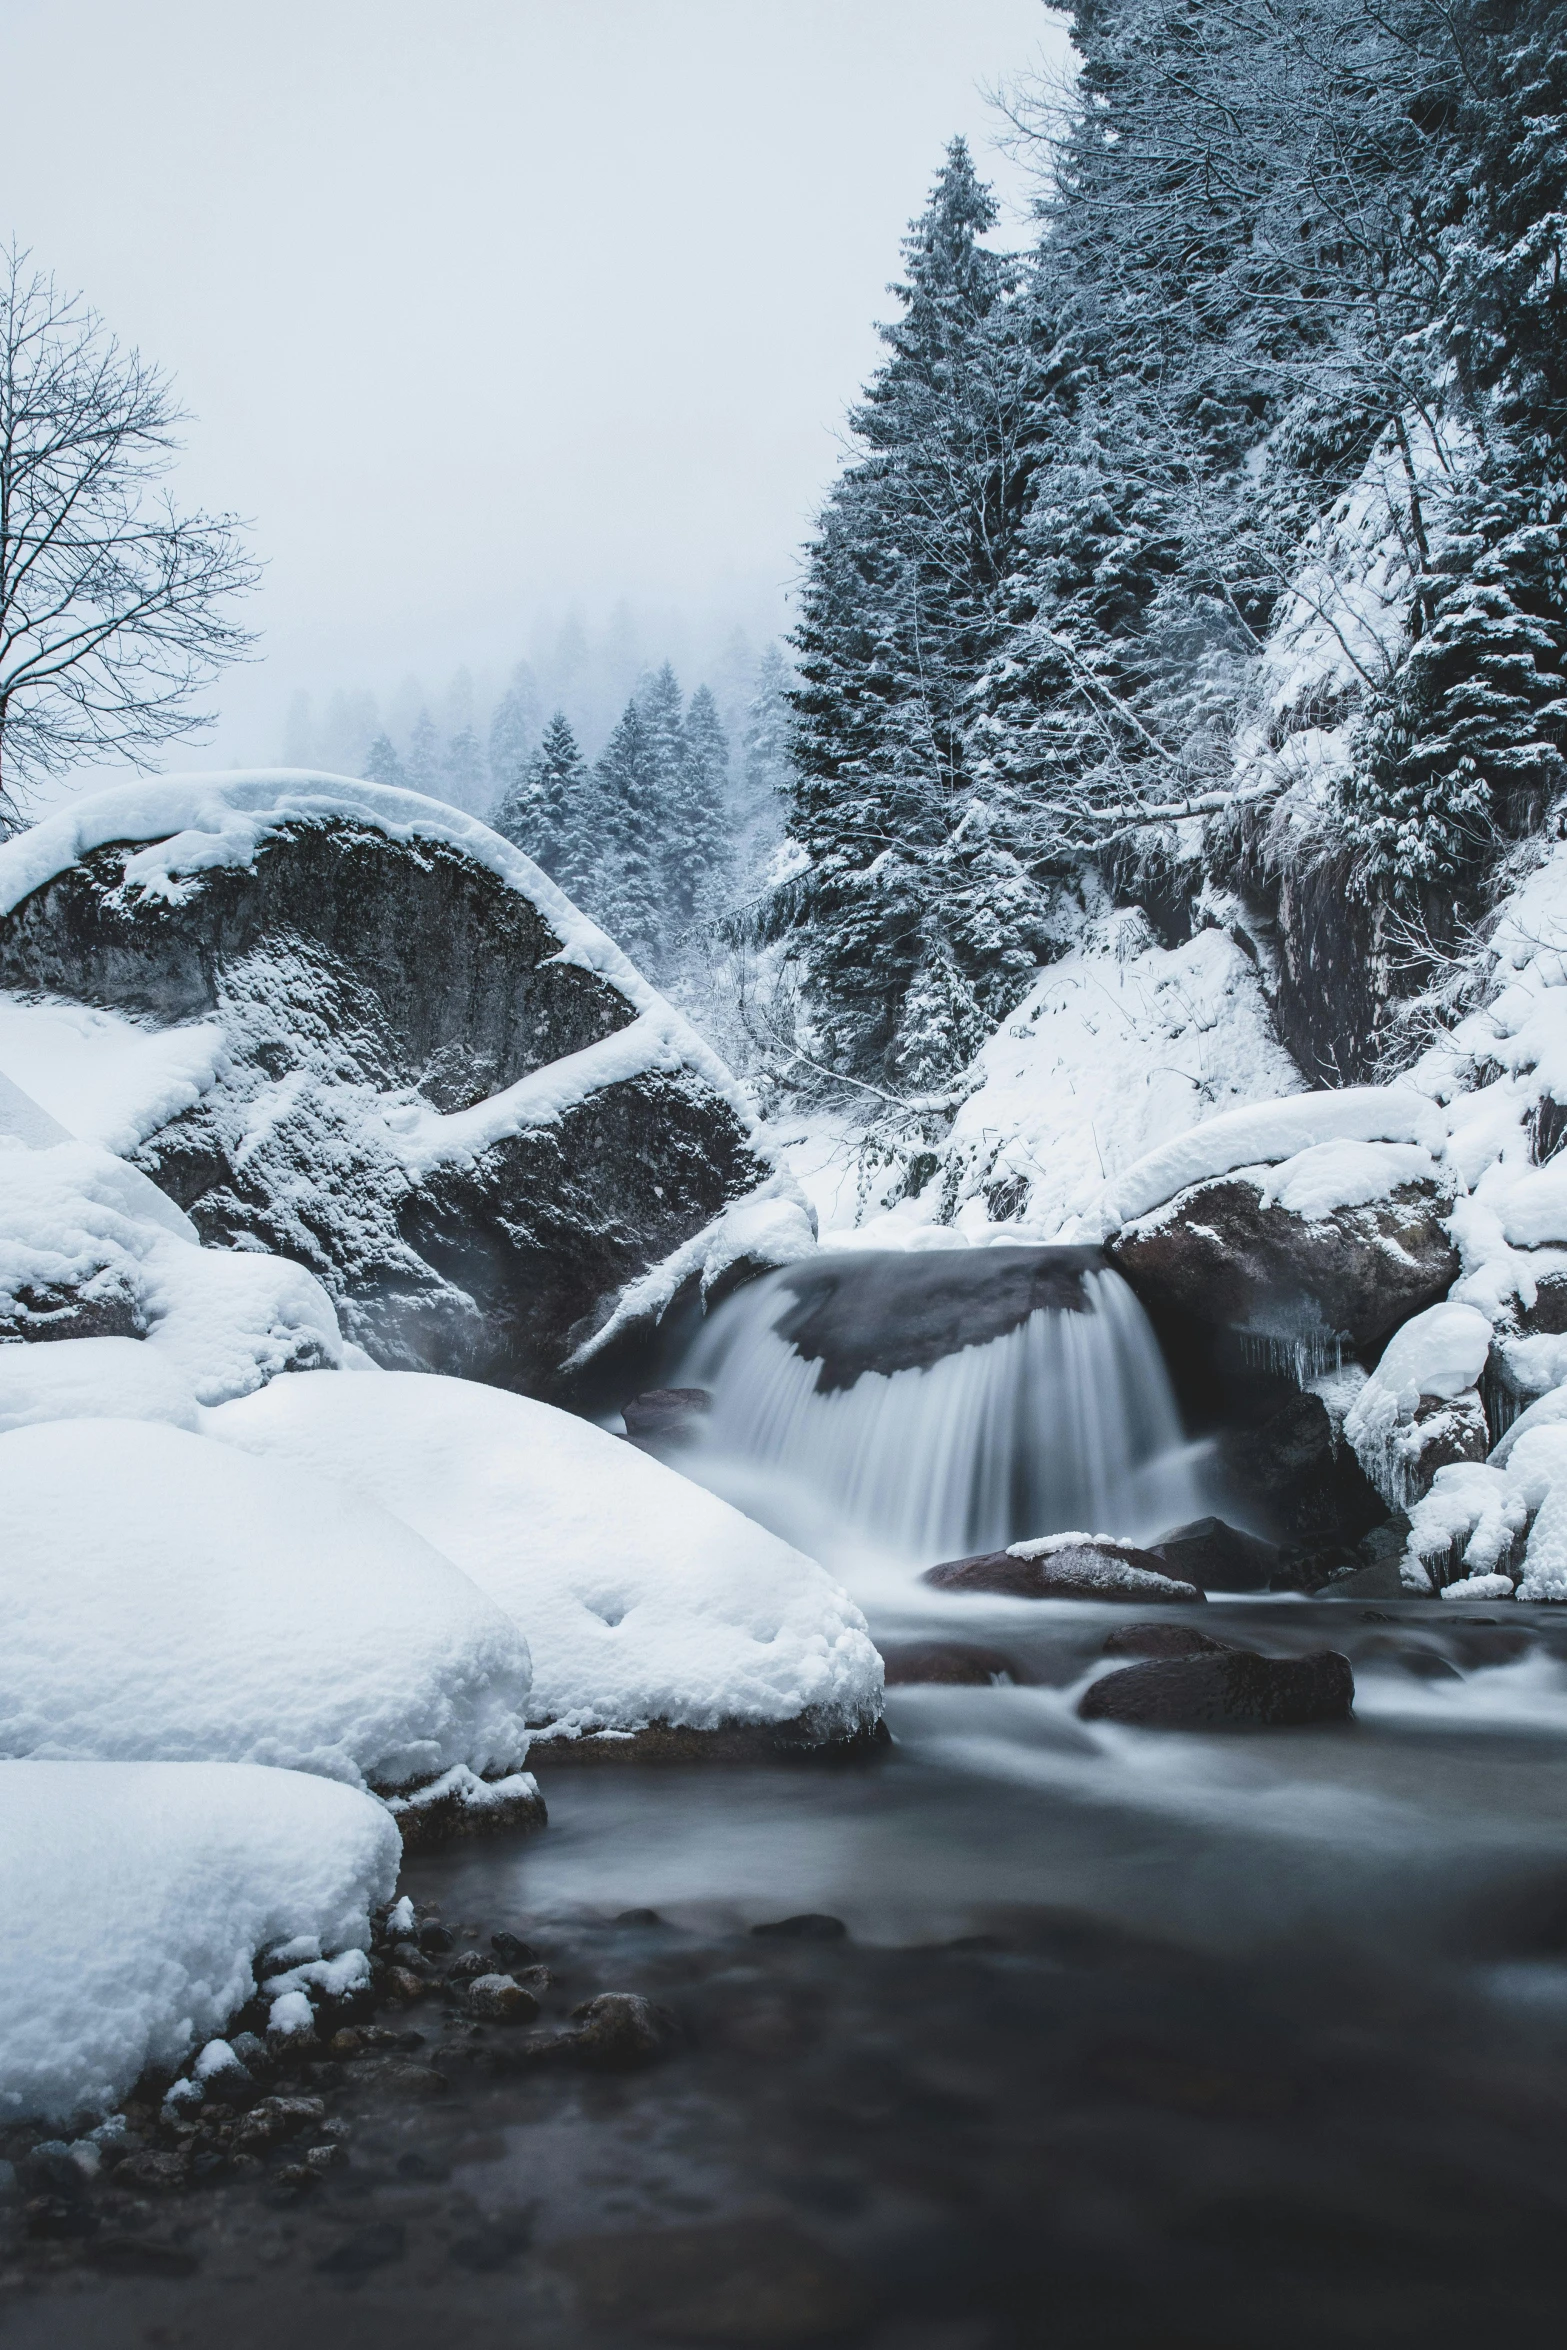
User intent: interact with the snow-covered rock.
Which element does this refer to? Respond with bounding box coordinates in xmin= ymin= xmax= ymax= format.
xmin=207 ymin=1368 xmax=884 ymax=1751
xmin=0 ymin=1130 xmax=342 ymax=1403
xmin=1343 ymin=1302 xmax=1494 ymax=1507
xmin=0 ymin=1334 xmax=200 ymax=1436
xmin=0 ymin=1417 xmax=532 ymax=1789
xmin=0 ymin=771 xmax=767 ymax=1398
xmin=0 ymin=1760 xmax=398 ymax=2123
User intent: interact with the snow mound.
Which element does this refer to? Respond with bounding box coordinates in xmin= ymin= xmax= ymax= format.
xmin=0 ymin=1418 xmax=532 ymax=1788
xmin=208 ymin=1370 xmax=883 ymax=1745
xmin=0 ymin=1760 xmax=398 ymax=2123
xmin=1344 ymin=1303 xmax=1493 ymax=1505
xmin=0 ymin=1129 xmax=342 ymax=1403
xmin=0 ymin=1335 xmax=200 ymax=1435
xmin=1106 ymin=1086 xmax=1447 ymax=1227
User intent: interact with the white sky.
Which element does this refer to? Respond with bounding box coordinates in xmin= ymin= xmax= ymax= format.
xmin=3 ymin=0 xmax=1070 ymax=769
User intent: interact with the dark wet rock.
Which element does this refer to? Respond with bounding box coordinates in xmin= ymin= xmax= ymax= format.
xmin=765 ymin=1245 xmax=1105 ymax=1391
xmin=1357 ymin=1637 xmax=1462 ymax=1681
xmin=924 ymin=1539 xmax=1202 ymax=1604
xmin=0 ymin=812 xmax=766 ymax=1398
xmin=880 ymin=1639 xmax=1021 ymax=1686
xmin=621 ymin=1386 xmax=711 ymax=1453
xmin=534 ymin=1714 xmax=892 ymax=1765
xmin=1079 ymin=1647 xmax=1355 ymax=1730
xmin=492 ymin=1992 xmax=679 ymax=2074
xmin=752 ymin=1914 xmax=849 ymax=1943
xmin=228 ymin=2030 xmax=272 ymax=2079
xmin=109 ymin=2149 xmax=190 ymax=2192
xmin=417 ymin=1919 xmax=454 ymax=1954
xmin=232 ymin=2095 xmax=325 ymax=2153
xmin=1108 ymin=1172 xmax=1458 ymax=1355
xmin=386 ymin=1766 xmax=547 ymax=1851
xmin=465 ymin=1972 xmax=540 ymax=2024
xmin=382 ymin=1965 xmax=429 ymax=2004
xmin=1150 ymin=1516 xmax=1279 ymax=1593
xmin=1320 ymin=1553 xmax=1408 ymax=1601
xmin=343 ymin=2056 xmax=448 ymax=2100
xmin=615 ymin=1907 xmax=665 ymax=1927
xmin=448 ymin=1950 xmax=495 ymax=1983
xmin=1101 ymin=1624 xmax=1246 ymax=1661
xmin=545 ymin=2216 xmax=874 ymax=2345
xmin=1220 ymin=1391 xmax=1388 ymax=1554
xmin=491 ymin=1929 xmax=541 ymax=1969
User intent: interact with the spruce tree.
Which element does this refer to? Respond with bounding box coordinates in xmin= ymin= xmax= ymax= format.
xmin=442 ymin=724 xmax=486 ymax=816
xmin=593 ymin=698 xmax=664 ymax=969
xmin=405 ymin=710 xmax=441 ymax=800
xmin=488 ymin=662 xmax=542 ymax=816
xmin=364 ymin=733 xmax=406 ymax=790
xmin=679 ymin=685 xmax=733 ymax=922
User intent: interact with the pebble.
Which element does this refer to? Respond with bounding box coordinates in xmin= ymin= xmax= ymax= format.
xmin=465 ymin=1972 xmax=540 ymax=2024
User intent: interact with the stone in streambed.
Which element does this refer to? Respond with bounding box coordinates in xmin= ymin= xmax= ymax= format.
xmin=490 ymin=1991 xmax=679 ymax=2074
xmin=1101 ymin=1623 xmax=1245 ymax=1661
xmin=1079 ymin=1647 xmax=1354 ymax=1729
xmin=880 ymin=1640 xmax=1022 ymax=1686
xmin=465 ymin=1972 xmax=539 ymax=2024
xmin=924 ymin=1535 xmax=1201 ymax=1603
xmin=1149 ymin=1516 xmax=1279 ymax=1592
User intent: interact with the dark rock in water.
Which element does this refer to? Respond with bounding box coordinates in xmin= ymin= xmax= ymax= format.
xmin=0 ymin=809 xmax=765 ymax=1398
xmin=1357 ymin=1637 xmax=1462 ymax=1682
xmin=1221 ymin=1391 xmax=1387 ymax=1554
xmin=620 ymin=1386 xmax=711 ymax=1452
xmin=880 ymin=1640 xmax=1021 ymax=1686
xmin=924 ymin=1539 xmax=1202 ymax=1604
xmin=1101 ymin=1624 xmax=1245 ymax=1660
xmin=464 ymin=1973 xmax=539 ymax=2024
xmin=752 ymin=1913 xmax=849 ymax=1943
xmin=1109 ymin=1171 xmax=1458 ymax=1354
xmin=1321 ymin=1554 xmax=1407 ymax=1601
xmin=1079 ymin=1647 xmax=1355 ymax=1729
xmin=767 ymin=1245 xmax=1105 ymax=1392
xmin=491 ymin=1930 xmax=541 ymax=1969
xmin=1150 ymin=1516 xmax=1278 ymax=1592
xmin=493 ymin=1991 xmax=679 ymax=2074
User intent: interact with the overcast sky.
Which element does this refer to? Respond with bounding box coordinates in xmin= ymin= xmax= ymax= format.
xmin=4 ymin=0 xmax=1070 ymax=772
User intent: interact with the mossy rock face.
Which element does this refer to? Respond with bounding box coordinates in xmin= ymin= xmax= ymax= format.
xmin=0 ymin=818 xmax=766 ymax=1398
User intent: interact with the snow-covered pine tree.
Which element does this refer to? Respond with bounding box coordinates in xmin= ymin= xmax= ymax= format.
xmin=492 ymin=710 xmax=598 ymax=900
xmin=676 ymin=685 xmax=732 ymax=925
xmin=442 ymin=724 xmax=486 ymax=816
xmin=405 ymin=711 xmax=441 ymax=801
xmin=782 ymin=139 xmax=1047 ymax=1082
xmin=364 ymin=733 xmax=406 ymax=790
xmin=593 ymin=697 xmax=664 ymax=969
xmin=488 ymin=663 xmax=542 ymax=819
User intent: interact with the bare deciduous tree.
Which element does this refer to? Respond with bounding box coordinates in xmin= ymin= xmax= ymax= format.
xmin=0 ymin=247 xmax=259 ymax=830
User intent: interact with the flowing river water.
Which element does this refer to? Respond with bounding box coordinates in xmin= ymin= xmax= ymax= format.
xmin=13 ymin=1252 xmax=1567 ymax=2346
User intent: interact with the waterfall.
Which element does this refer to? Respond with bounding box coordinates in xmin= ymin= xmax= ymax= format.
xmin=678 ymin=1247 xmax=1204 ymax=1564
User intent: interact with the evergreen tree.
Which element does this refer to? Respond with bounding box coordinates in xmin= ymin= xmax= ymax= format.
xmin=492 ymin=710 xmax=597 ymax=900
xmin=443 ymin=723 xmax=486 ymax=816
xmin=364 ymin=733 xmax=405 ymax=790
xmin=678 ymin=685 xmax=733 ymax=921
xmin=593 ymin=698 xmax=664 ymax=968
xmin=783 ymin=139 xmax=1048 ymax=1080
xmin=488 ymin=662 xmax=542 ymax=816
xmin=405 ymin=710 xmax=441 ymax=800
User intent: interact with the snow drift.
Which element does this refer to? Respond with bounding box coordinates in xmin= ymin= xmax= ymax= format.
xmin=0 ymin=1417 xmax=532 ymax=1788
xmin=209 ymin=1369 xmax=884 ymax=1747
xmin=0 ymin=1761 xmax=398 ymax=2123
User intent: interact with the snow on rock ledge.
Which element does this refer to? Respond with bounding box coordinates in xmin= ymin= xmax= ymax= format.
xmin=0 ymin=1760 xmax=399 ymax=2123
xmin=1342 ymin=1302 xmax=1493 ymax=1508
xmin=0 ymin=1418 xmax=532 ymax=1790
xmin=0 ymin=772 xmax=768 ymax=1398
xmin=208 ymin=1369 xmax=885 ymax=1753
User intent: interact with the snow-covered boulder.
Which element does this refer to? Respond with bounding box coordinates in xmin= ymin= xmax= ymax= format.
xmin=0 ymin=1130 xmax=342 ymax=1402
xmin=0 ymin=1417 xmax=532 ymax=1790
xmin=1105 ymin=1089 xmax=1457 ymax=1359
xmin=1343 ymin=1302 xmax=1493 ymax=1507
xmin=0 ymin=773 xmax=768 ymax=1398
xmin=0 ymin=1760 xmax=398 ymax=2122
xmin=0 ymin=1334 xmax=200 ymax=1436
xmin=208 ymin=1369 xmax=884 ymax=1754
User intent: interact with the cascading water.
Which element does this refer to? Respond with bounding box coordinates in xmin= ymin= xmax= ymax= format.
xmin=678 ymin=1245 xmax=1205 ymax=1562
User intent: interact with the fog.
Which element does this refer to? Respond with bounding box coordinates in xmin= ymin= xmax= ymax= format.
xmin=3 ymin=0 xmax=1068 ymax=779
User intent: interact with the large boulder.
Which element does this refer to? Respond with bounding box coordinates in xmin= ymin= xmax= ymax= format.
xmin=1079 ymin=1647 xmax=1355 ymax=1729
xmin=0 ymin=775 xmax=768 ymax=1398
xmin=924 ymin=1535 xmax=1202 ymax=1603
xmin=1103 ymin=1089 xmax=1457 ymax=1357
